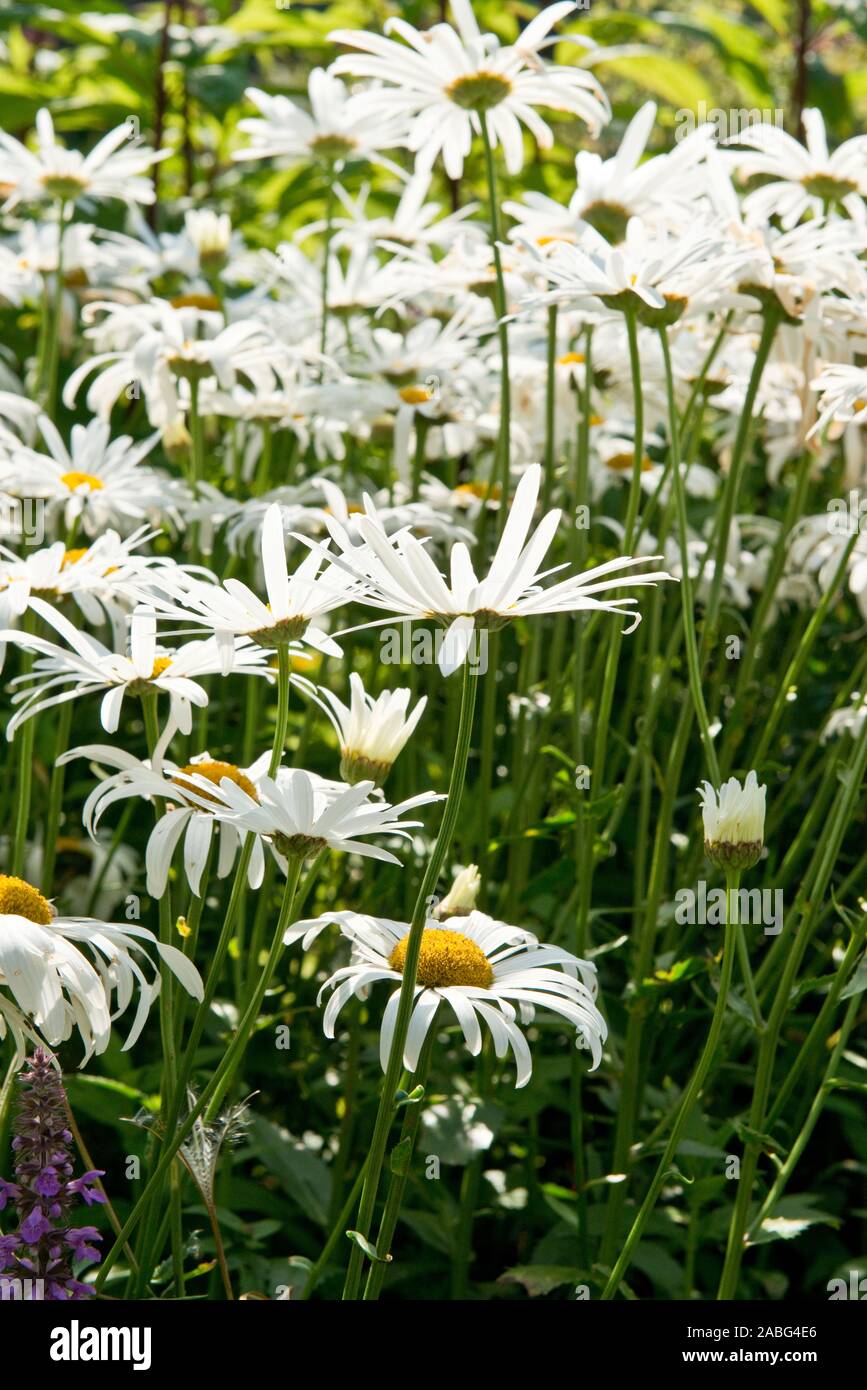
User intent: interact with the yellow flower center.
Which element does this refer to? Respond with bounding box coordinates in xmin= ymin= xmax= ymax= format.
xmin=606 ymin=451 xmax=653 ymax=473
xmin=151 ymin=657 xmax=173 ymax=678
xmin=399 ymin=385 xmax=434 ymax=405
xmin=558 ymin=352 xmax=585 ymax=365
xmin=60 ymin=471 xmax=103 ymax=493
xmin=0 ymin=875 xmax=53 ymax=925
xmin=171 ymin=760 xmax=259 ymax=808
xmin=456 ymin=480 xmax=501 ymax=501
xmin=389 ymin=927 xmax=493 ymax=989
xmin=62 ymin=547 xmax=88 ymax=568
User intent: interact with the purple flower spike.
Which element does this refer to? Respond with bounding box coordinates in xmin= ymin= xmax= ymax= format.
xmin=0 ymin=1050 xmax=109 ymax=1300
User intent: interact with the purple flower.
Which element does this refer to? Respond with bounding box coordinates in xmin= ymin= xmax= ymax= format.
xmin=66 ymin=1171 xmax=106 ymax=1207
xmin=0 ymin=1177 xmax=20 ymax=1211
xmin=34 ymin=1167 xmax=62 ymax=1198
xmin=20 ymin=1208 xmax=52 ymax=1243
xmin=0 ymin=1051 xmax=107 ymax=1299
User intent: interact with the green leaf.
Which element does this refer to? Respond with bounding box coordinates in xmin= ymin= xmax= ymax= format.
xmin=390 ymin=1137 xmax=413 ymax=1177
xmin=591 ymin=53 xmax=714 ymax=107
xmin=497 ymin=1265 xmax=583 ymax=1297
xmin=246 ymin=1115 xmax=332 ymax=1227
xmin=346 ymin=1230 xmax=389 ymax=1263
xmin=751 ymin=1195 xmax=840 ymax=1246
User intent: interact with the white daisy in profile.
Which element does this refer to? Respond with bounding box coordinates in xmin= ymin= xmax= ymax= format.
xmin=0 ymin=108 xmax=169 ymax=210
xmin=295 ymin=909 xmax=606 ymax=1087
xmin=728 ymin=108 xmax=867 ymax=229
xmin=504 ymin=100 xmax=712 ymax=246
xmin=1 ymin=603 xmax=271 ymax=736
xmin=316 ymin=463 xmax=673 ymax=674
xmin=234 ymin=67 xmax=403 ymax=168
xmin=295 ymin=671 xmax=427 ymax=786
xmin=63 ymin=299 xmax=291 ymax=428
xmin=518 ymin=216 xmax=742 ymax=326
xmin=809 ymin=364 xmax=867 ymax=437
xmin=210 ymin=768 xmax=444 ymax=868
xmin=0 ymin=527 xmax=195 ymax=665
xmin=65 ymin=745 xmax=273 ymax=898
xmin=0 ymin=873 xmax=202 ymax=1064
xmin=330 ymin=0 xmax=609 ymax=179
xmin=145 ymin=502 xmax=363 ymax=669
xmin=12 ymin=415 xmax=175 ymax=537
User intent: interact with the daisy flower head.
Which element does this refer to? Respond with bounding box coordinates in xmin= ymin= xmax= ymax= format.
xmin=434 ymin=862 xmax=482 ymax=918
xmin=234 ymin=68 xmax=404 ymax=169
xmin=144 ymin=502 xmax=363 ymax=669
xmin=698 ymin=771 xmax=767 ymax=871
xmin=296 ymin=671 xmax=427 ymax=786
xmin=209 ymin=768 xmax=444 ymax=869
xmin=12 ymin=416 xmax=174 ymax=538
xmin=809 ymin=364 xmax=867 ymax=438
xmin=66 ymin=745 xmax=273 ymax=898
xmin=0 ymin=873 xmax=202 ymax=1064
xmin=317 ymin=463 xmax=674 ymax=675
xmin=727 ymin=108 xmax=867 ymax=230
xmin=64 ymin=299 xmax=292 ymax=428
xmin=0 ymin=527 xmax=188 ymax=668
xmin=519 ymin=216 xmax=744 ymax=327
xmin=305 ymin=908 xmax=606 ymax=1087
xmin=330 ymin=1 xmax=609 ymax=179
xmin=0 ymin=109 xmax=169 ymax=210
xmin=2 ymin=603 xmax=271 ymax=738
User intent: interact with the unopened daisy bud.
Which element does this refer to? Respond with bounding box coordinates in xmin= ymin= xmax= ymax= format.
xmin=162 ymin=417 xmax=192 ymax=463
xmin=434 ymin=864 xmax=481 ymax=919
xmin=698 ymin=771 xmax=766 ymax=871
xmin=310 ymin=673 xmax=426 ymax=788
xmin=185 ymin=209 xmax=232 ymax=271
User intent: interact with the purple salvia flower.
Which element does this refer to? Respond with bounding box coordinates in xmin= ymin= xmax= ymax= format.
xmin=0 ymin=1050 xmax=108 ymax=1300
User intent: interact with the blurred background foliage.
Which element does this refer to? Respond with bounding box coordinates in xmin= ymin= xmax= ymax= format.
xmin=2 ymin=1 xmax=865 ymax=244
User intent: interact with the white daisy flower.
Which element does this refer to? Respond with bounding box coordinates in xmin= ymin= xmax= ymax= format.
xmin=65 ymin=746 xmax=274 ymax=899
xmin=295 ymin=908 xmax=606 ymax=1087
xmin=330 ymin=1 xmax=609 ymax=179
xmin=809 ymin=364 xmax=867 ymax=437
xmin=728 ymin=108 xmax=867 ymax=229
xmin=0 ymin=108 xmax=169 ymax=210
xmin=323 ymin=168 xmax=481 ymax=252
xmin=698 ymin=771 xmax=767 ymax=870
xmin=1 ymin=602 xmax=271 ymax=736
xmin=144 ymin=501 xmax=362 ymax=668
xmin=315 ymin=462 xmax=673 ymax=675
xmin=504 ymin=101 xmax=713 ymax=246
xmin=11 ymin=416 xmax=176 ymax=537
xmin=234 ymin=68 xmax=404 ymax=168
xmin=296 ymin=670 xmax=427 ymax=785
xmin=0 ymin=873 xmax=202 ymax=1064
xmin=0 ymin=527 xmax=183 ymax=668
xmin=822 ymin=693 xmax=867 ymax=743
xmin=519 ymin=216 xmax=743 ymax=326
xmin=63 ymin=299 xmax=294 ymax=428
xmin=209 ymin=768 xmax=444 ymax=868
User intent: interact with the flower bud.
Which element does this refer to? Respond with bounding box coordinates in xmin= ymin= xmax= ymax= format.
xmin=698 ymin=771 xmax=766 ymax=871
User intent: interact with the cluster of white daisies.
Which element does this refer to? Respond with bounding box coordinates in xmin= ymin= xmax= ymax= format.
xmin=0 ymin=0 xmax=861 ymax=1091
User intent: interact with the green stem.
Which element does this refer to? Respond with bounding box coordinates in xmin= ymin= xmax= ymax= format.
xmin=342 ymin=659 xmax=478 ymax=1299
xmin=601 ymin=869 xmax=740 ymax=1299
